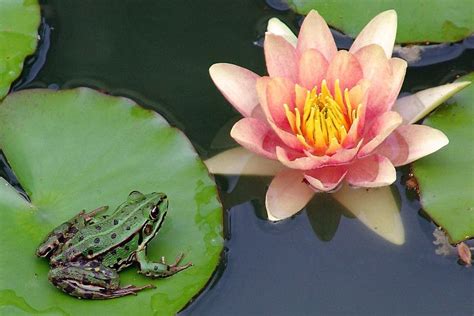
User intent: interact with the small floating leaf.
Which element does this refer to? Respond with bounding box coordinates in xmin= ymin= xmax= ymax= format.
xmin=287 ymin=0 xmax=474 ymax=43
xmin=0 ymin=0 xmax=40 ymax=98
xmin=0 ymin=88 xmax=223 ymax=315
xmin=412 ymin=73 xmax=474 ymax=244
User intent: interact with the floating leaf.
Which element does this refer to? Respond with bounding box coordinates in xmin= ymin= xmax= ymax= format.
xmin=412 ymin=73 xmax=474 ymax=243
xmin=0 ymin=88 xmax=223 ymax=315
xmin=0 ymin=0 xmax=40 ymax=98
xmin=287 ymin=0 xmax=474 ymax=43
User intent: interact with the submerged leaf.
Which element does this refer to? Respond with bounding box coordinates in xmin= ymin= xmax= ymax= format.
xmin=0 ymin=88 xmax=223 ymax=315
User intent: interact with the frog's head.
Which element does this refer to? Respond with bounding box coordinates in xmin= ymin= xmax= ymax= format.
xmin=146 ymin=192 xmax=168 ymax=222
xmin=128 ymin=191 xmax=168 ymax=221
xmin=128 ymin=191 xmax=168 ymax=243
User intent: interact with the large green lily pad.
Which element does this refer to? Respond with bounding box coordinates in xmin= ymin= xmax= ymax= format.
xmin=287 ymin=0 xmax=474 ymax=43
xmin=0 ymin=88 xmax=223 ymax=315
xmin=412 ymin=73 xmax=474 ymax=243
xmin=0 ymin=0 xmax=40 ymax=98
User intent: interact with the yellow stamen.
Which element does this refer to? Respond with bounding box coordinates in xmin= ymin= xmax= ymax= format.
xmin=295 ymin=108 xmax=303 ymax=136
xmin=283 ymin=79 xmax=361 ymax=156
xmin=344 ymin=88 xmax=353 ymax=123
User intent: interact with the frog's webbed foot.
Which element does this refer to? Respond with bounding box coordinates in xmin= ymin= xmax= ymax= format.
xmin=49 ymin=260 xmax=155 ymax=299
xmin=136 ymin=249 xmax=192 ymax=278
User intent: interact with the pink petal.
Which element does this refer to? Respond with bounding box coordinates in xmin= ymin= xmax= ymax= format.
xmin=275 ymin=141 xmax=362 ymax=170
xmin=349 ymin=10 xmax=397 ymax=58
xmin=304 ymin=166 xmax=347 ymax=192
xmin=230 ymin=118 xmax=282 ymax=159
xmin=298 ymin=49 xmax=329 ymax=90
xmin=358 ymin=111 xmax=403 ymax=157
xmin=256 ymin=76 xmax=272 ymax=120
xmin=376 ymin=125 xmax=449 ymax=167
xmin=266 ymin=77 xmax=295 ymax=129
xmin=296 ymin=10 xmax=337 ymax=61
xmin=346 ymin=154 xmax=396 ymax=187
xmin=326 ymin=51 xmax=363 ymax=92
xmin=268 ymin=120 xmax=306 ymax=151
xmin=267 ymin=18 xmax=297 ymax=47
xmin=354 ymin=44 xmax=392 ymax=120
xmin=264 ymin=33 xmax=298 ymax=82
xmin=386 ymin=58 xmax=407 ymax=107
xmin=294 ymin=84 xmax=307 ymax=114
xmin=265 ymin=169 xmax=315 ymax=220
xmin=209 ymin=63 xmax=260 ymax=117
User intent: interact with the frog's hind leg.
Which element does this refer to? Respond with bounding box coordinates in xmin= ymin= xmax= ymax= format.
xmin=36 ymin=206 xmax=109 ymax=258
xmin=136 ymin=248 xmax=192 ymax=278
xmin=48 ymin=260 xmax=155 ymax=300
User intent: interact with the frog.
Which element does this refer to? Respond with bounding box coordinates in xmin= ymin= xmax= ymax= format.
xmin=36 ymin=191 xmax=191 ymax=299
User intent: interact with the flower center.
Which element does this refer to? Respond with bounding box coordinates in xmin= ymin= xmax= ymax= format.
xmin=284 ymin=79 xmax=361 ymax=155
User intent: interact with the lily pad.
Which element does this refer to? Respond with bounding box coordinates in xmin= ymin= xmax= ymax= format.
xmin=287 ymin=0 xmax=474 ymax=43
xmin=0 ymin=88 xmax=223 ymax=315
xmin=412 ymin=73 xmax=474 ymax=243
xmin=0 ymin=0 xmax=40 ymax=98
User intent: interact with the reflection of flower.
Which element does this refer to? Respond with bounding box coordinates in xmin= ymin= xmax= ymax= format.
xmin=209 ymin=10 xmax=467 ymax=220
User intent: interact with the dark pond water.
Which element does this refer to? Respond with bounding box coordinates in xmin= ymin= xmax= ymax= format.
xmin=8 ymin=0 xmax=473 ymax=315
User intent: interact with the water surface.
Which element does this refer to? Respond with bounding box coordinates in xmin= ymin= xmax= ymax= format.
xmin=11 ymin=1 xmax=474 ymax=315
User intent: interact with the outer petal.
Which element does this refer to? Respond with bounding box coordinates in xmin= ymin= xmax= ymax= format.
xmin=376 ymin=125 xmax=449 ymax=166
xmin=275 ymin=140 xmax=362 ymax=170
xmin=267 ymin=17 xmax=297 ymax=47
xmin=358 ymin=111 xmax=403 ymax=157
xmin=204 ymin=147 xmax=286 ymax=176
xmin=386 ymin=58 xmax=407 ymax=107
xmin=265 ymin=169 xmax=315 ymax=220
xmin=349 ymin=10 xmax=397 ymax=58
xmin=209 ymin=63 xmax=260 ymax=117
xmin=354 ymin=44 xmax=392 ymax=119
xmin=326 ymin=51 xmax=363 ymax=92
xmin=264 ymin=33 xmax=298 ymax=82
xmin=298 ymin=49 xmax=329 ymax=90
xmin=296 ymin=10 xmax=337 ymax=61
xmin=304 ymin=166 xmax=347 ymax=192
xmin=230 ymin=117 xmax=282 ymax=159
xmin=392 ymin=81 xmax=470 ymax=124
xmin=346 ymin=154 xmax=396 ymax=187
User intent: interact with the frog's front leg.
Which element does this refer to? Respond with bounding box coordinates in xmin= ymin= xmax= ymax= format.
xmin=136 ymin=248 xmax=192 ymax=278
xmin=48 ymin=260 xmax=154 ymax=299
xmin=36 ymin=206 xmax=109 ymax=258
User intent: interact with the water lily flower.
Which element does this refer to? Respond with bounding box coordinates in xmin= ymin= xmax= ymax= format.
xmin=207 ymin=10 xmax=470 ymax=224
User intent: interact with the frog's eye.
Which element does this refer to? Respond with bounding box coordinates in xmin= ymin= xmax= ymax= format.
xmin=150 ymin=206 xmax=160 ymax=220
xmin=128 ymin=191 xmax=146 ymax=202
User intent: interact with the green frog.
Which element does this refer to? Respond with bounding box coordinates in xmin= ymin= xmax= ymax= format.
xmin=36 ymin=191 xmax=191 ymax=299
